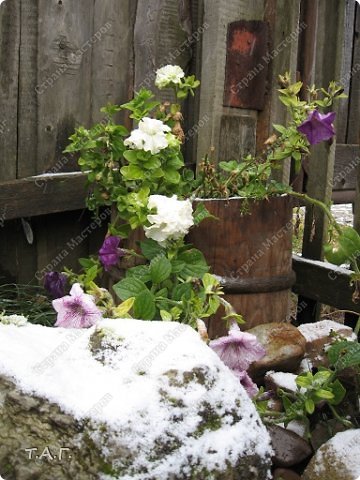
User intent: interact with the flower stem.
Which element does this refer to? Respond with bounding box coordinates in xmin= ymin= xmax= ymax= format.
xmin=288 ymin=191 xmax=343 ymax=235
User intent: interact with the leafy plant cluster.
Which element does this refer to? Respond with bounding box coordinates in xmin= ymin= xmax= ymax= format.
xmin=113 ymin=239 xmax=228 ymax=327
xmin=255 ymin=337 xmax=360 ymax=436
xmin=193 ymin=75 xmax=346 ymax=200
xmin=66 ymin=88 xmax=195 ymax=238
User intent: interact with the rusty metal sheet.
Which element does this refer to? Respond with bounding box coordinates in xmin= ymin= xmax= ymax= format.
xmin=223 ymin=20 xmax=269 ymax=110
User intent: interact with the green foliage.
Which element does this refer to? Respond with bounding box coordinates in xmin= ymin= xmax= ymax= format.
xmin=65 ymin=87 xmax=195 ymax=236
xmin=111 ymin=238 xmax=231 ymax=327
xmin=194 ymin=75 xmax=345 ymax=200
xmin=255 ymin=337 xmax=360 ymax=436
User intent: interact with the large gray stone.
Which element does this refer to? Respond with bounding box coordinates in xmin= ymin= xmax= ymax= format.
xmin=0 ymin=319 xmax=272 ymax=480
xmin=302 ymin=429 xmax=360 ymax=480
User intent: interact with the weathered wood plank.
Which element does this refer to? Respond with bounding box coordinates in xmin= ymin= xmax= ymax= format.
xmin=218 ymin=114 xmax=256 ymax=161
xmin=196 ymin=0 xmax=264 ymax=165
xmin=302 ymin=141 xmax=336 ymax=259
xmin=16 ymin=0 xmax=39 ymax=178
xmin=91 ymin=0 xmax=135 ymax=123
xmin=0 ymin=0 xmax=20 ymax=181
xmin=0 ymin=219 xmax=38 ymax=284
xmin=355 ymin=158 xmax=360 ymax=232
xmin=134 ymin=0 xmax=192 ymax=98
xmin=347 ymin=3 xmax=360 ymax=144
xmin=333 ymin=144 xmax=360 ymax=190
xmin=35 ymin=209 xmax=108 ymax=285
xmin=30 ymin=0 xmax=95 ymax=175
xmin=0 ymin=173 xmax=88 ymax=220
xmin=293 ymin=255 xmax=360 ymax=314
xmin=298 ymin=0 xmax=350 ymax=323
xmin=258 ymin=0 xmax=301 ymax=184
xmin=336 ymin=0 xmax=356 ymax=143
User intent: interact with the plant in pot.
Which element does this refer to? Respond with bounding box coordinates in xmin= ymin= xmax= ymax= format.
xmin=61 ymin=66 xmax=360 ymax=336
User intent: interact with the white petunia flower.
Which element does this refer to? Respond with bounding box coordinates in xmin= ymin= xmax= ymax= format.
xmin=144 ymin=195 xmax=194 ymax=245
xmin=155 ymin=65 xmax=185 ymax=89
xmin=124 ymin=117 xmax=173 ymax=155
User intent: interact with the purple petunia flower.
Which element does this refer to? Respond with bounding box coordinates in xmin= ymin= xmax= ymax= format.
xmin=233 ymin=369 xmax=259 ymax=398
xmin=210 ymin=322 xmax=266 ymax=372
xmin=52 ymin=283 xmax=102 ymax=328
xmin=297 ymin=110 xmax=336 ymax=145
xmin=44 ymin=271 xmax=68 ymax=299
xmin=98 ymin=236 xmax=125 ymax=271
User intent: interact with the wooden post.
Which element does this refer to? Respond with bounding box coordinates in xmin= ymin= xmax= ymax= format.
xmin=196 ymin=0 xmax=264 ymax=165
xmin=297 ymin=0 xmax=352 ymax=324
xmin=0 ymin=0 xmax=20 ymax=182
xmin=258 ymin=0 xmax=301 ymax=183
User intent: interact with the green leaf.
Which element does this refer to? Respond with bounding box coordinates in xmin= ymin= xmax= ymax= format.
xmin=172 ymin=282 xmax=192 ymax=301
xmin=127 ymin=265 xmax=151 ymax=282
xmin=78 ymin=257 xmax=96 ymax=268
xmin=164 ymin=169 xmax=181 ymax=184
xmin=314 ymin=389 xmax=334 ymax=401
xmin=328 ymin=340 xmax=360 ymax=370
xmin=160 ymin=310 xmax=172 ymax=321
xmin=123 ymin=150 xmax=139 ymax=162
xmin=113 ymin=278 xmax=148 ymax=301
xmin=219 ymin=160 xmax=240 ymax=172
xmin=273 ymin=124 xmax=287 ymax=135
xmin=140 ymin=239 xmax=166 ymax=260
xmin=177 ymin=248 xmax=209 ymax=278
xmin=113 ymin=297 xmax=135 ymax=317
xmin=171 ymin=260 xmax=186 ymax=273
xmin=120 ymin=165 xmax=145 ymax=180
xmin=295 ymin=373 xmax=313 ymax=388
xmin=305 ymin=398 xmax=315 ymax=414
xmin=133 ymin=290 xmax=156 ymax=320
xmin=329 ymin=379 xmax=346 ymax=405
xmin=202 ymin=273 xmax=219 ymax=293
xmin=155 ymin=287 xmax=168 ymax=298
xmin=150 ymin=255 xmax=172 ymax=284
xmin=193 ymin=203 xmax=218 ymax=226
xmin=142 ymin=157 xmax=161 ymax=169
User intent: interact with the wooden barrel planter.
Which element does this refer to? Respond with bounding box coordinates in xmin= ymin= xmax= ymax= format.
xmin=187 ymin=196 xmax=295 ymax=337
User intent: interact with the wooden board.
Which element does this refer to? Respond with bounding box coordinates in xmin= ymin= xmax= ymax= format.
xmin=33 ymin=0 xmax=94 ymax=176
xmin=293 ymin=255 xmax=360 ymax=314
xmin=0 ymin=0 xmax=20 ymax=181
xmin=16 ymin=0 xmax=39 ymax=178
xmin=347 ymin=3 xmax=360 ymax=145
xmin=333 ymin=144 xmax=360 ymax=190
xmin=218 ymin=114 xmax=256 ymax=161
xmin=336 ymin=0 xmax=356 ymax=143
xmin=257 ymin=0 xmax=301 ymax=183
xmin=91 ymin=0 xmax=136 ymax=123
xmin=0 ymin=174 xmax=88 ymax=220
xmin=196 ymin=0 xmax=264 ymax=165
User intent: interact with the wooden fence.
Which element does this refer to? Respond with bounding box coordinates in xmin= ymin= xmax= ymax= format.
xmin=0 ymin=0 xmax=359 ymax=324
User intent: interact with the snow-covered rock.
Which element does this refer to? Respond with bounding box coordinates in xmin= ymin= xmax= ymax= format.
xmin=0 ymin=319 xmax=272 ymax=480
xmin=302 ymin=429 xmax=360 ymax=480
xmin=298 ymin=319 xmax=357 ymax=369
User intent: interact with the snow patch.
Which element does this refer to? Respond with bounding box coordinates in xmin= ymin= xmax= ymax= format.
xmin=298 ymin=319 xmax=356 ymax=343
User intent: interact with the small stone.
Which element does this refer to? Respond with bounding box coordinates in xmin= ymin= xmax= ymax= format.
xmin=265 ymin=371 xmax=298 ymax=393
xmin=268 ymin=424 xmax=312 ymax=468
xmin=302 ymin=429 xmax=360 ymax=480
xmin=298 ymin=320 xmax=356 ymax=368
xmin=273 ymin=468 xmax=301 ymax=480
xmin=310 ymin=419 xmax=347 ymax=451
xmin=247 ymin=323 xmax=306 ymax=380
